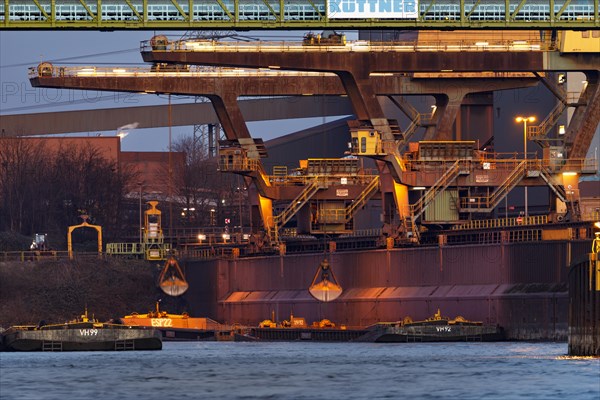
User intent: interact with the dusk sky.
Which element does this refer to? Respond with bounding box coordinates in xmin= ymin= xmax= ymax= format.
xmin=0 ymin=30 xmax=353 ymax=151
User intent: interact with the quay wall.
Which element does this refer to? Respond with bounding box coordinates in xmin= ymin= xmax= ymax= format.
xmin=568 ymin=253 xmax=600 ymax=356
xmin=183 ymin=241 xmax=591 ymax=340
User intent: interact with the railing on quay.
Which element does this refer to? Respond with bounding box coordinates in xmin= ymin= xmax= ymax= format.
xmin=452 ymin=215 xmax=549 ymax=231
xmin=442 ymin=222 xmax=597 ymax=246
xmin=0 ymin=251 xmax=105 ymax=263
xmin=2 ymin=222 xmax=596 ymax=263
xmin=403 ymin=154 xmax=597 ymax=174
xmin=267 ymin=173 xmax=379 ymax=188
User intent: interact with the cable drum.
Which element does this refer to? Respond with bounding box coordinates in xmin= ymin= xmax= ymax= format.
xmin=150 ymin=35 xmax=169 ymax=50
xmin=37 ymin=62 xmax=53 ymax=77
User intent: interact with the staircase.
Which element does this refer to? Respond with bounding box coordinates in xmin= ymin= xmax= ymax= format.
xmin=461 ymin=161 xmax=527 ymax=212
xmin=404 ymin=160 xmax=469 ymax=243
xmin=345 ymin=176 xmax=380 ymax=223
xmin=528 ymin=101 xmax=567 ymax=147
xmin=401 ymin=215 xmax=420 ymax=243
xmin=539 ymin=166 xmax=568 ymax=202
xmin=411 ymin=160 xmax=468 ymax=221
xmin=386 ymin=96 xmax=433 ymax=148
xmin=402 ymin=114 xmax=432 ymax=146
xmin=540 ymin=166 xmax=581 ymax=220
xmin=268 ymin=178 xmax=324 ymax=243
xmin=566 ymin=79 xmax=600 ymax=159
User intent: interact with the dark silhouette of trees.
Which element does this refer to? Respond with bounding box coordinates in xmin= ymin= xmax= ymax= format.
xmin=170 ymin=136 xmax=238 ymax=228
xmin=0 ymin=134 xmax=247 ymax=248
xmin=0 ymin=138 xmax=137 ymax=241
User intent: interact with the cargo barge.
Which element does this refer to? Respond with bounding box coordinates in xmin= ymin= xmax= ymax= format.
xmin=119 ymin=302 xmax=233 ymax=341
xmin=248 ymin=327 xmax=368 ymax=341
xmin=246 ymin=313 xmax=368 ymax=341
xmin=1 ymin=310 xmax=162 ymax=352
xmin=369 ymin=309 xmax=504 ymax=342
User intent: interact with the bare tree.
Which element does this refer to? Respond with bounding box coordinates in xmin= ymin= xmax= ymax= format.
xmin=0 ymin=138 xmax=137 ymax=242
xmin=171 ymin=136 xmax=237 ymax=227
xmin=0 ymin=138 xmax=48 ymax=233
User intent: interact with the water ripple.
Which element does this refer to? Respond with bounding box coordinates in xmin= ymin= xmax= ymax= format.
xmin=1 ymin=342 xmax=598 ymax=400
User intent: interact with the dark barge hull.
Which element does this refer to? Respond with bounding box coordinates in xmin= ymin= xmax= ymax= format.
xmin=249 ymin=327 xmax=368 ymax=341
xmin=160 ymin=328 xmax=241 ymax=341
xmin=160 ymin=328 xmax=218 ymax=341
xmin=373 ymin=325 xmax=504 ymax=342
xmin=2 ymin=328 xmax=162 ymax=351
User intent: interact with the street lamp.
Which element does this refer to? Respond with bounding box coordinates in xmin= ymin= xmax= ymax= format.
xmin=515 ymin=116 xmax=536 ymax=219
xmin=138 ymin=182 xmax=143 ymax=244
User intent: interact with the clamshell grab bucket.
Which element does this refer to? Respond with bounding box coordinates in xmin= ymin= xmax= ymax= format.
xmin=158 ymin=256 xmax=189 ymax=296
xmin=308 ymin=259 xmax=342 ymax=302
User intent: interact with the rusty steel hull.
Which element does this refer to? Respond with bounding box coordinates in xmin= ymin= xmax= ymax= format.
xmin=182 ymin=240 xmax=591 ymax=341
xmin=568 ymin=253 xmax=600 ymax=356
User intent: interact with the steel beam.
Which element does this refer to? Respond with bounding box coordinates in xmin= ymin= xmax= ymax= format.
xmin=1 ymin=0 xmax=598 ymax=29
xmin=29 ymin=71 xmax=539 ymax=140
xmin=423 ymin=95 xmax=465 ymax=141
xmin=564 ymin=71 xmax=600 ymax=159
xmin=142 ymin=50 xmax=569 ymax=73
xmin=30 ymin=73 xmax=539 ymax=97
xmin=0 ymin=97 xmax=353 ymax=137
xmin=142 ymin=49 xmax=551 ymax=141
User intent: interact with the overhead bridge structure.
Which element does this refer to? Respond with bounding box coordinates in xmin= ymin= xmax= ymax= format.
xmin=25 ymin=32 xmax=599 ymax=245
xmin=27 ymin=65 xmax=539 ymax=143
xmin=141 ymin=37 xmax=600 ymax=161
xmin=1 ymin=0 xmax=598 ymax=29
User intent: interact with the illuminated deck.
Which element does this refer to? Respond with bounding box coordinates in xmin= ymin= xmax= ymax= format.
xmin=1 ymin=1 xmax=598 ymax=29
xmin=142 ymin=37 xmax=546 ymax=52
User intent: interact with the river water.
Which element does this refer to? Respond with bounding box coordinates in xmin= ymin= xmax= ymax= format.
xmin=1 ymin=342 xmax=598 ymax=400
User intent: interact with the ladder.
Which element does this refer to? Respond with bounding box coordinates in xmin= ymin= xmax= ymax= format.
xmin=401 ymin=215 xmax=420 ymax=243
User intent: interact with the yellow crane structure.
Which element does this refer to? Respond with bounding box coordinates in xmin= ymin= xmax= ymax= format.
xmin=67 ymin=215 xmax=102 ymax=259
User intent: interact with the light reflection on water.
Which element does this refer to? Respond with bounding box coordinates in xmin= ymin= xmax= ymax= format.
xmin=1 ymin=342 xmax=598 ymax=400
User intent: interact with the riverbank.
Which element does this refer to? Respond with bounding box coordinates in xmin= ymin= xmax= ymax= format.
xmin=0 ymin=258 xmax=184 ymax=329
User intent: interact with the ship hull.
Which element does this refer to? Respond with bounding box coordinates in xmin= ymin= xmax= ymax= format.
xmin=2 ymin=327 xmax=162 ymax=351
xmin=373 ymin=325 xmax=504 ymax=342
xmin=120 ymin=316 xmax=226 ymax=341
xmin=181 ymin=240 xmax=590 ymax=341
xmin=249 ymin=327 xmax=368 ymax=341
